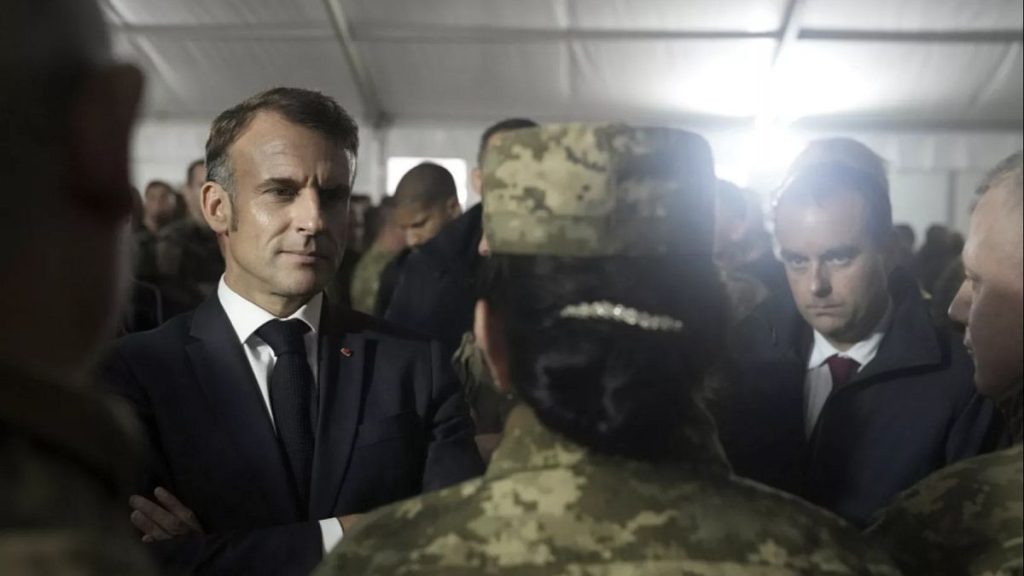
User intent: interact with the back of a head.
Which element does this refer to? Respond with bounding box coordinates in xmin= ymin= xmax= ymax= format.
xmin=393 ymin=162 xmax=457 ymax=209
xmin=477 ymin=118 xmax=540 ymax=166
xmin=479 ymin=123 xmax=724 ymax=462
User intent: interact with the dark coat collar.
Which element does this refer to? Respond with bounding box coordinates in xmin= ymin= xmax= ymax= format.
xmin=772 ymin=268 xmax=946 ymax=384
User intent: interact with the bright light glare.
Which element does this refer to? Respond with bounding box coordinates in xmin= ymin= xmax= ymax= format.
xmin=679 ymin=41 xmax=774 ymax=117
xmin=386 ymin=156 xmax=469 ymax=207
xmin=770 ymin=48 xmax=872 ymax=122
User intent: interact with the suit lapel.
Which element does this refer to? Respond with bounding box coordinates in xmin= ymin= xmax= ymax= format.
xmin=187 ymin=296 xmax=302 ymax=522
xmin=309 ymin=305 xmax=367 ymax=518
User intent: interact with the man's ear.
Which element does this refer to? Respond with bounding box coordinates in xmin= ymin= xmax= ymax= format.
xmin=203 ymin=181 xmax=232 ymax=234
xmin=446 ymin=196 xmax=463 ymax=219
xmin=474 ymin=299 xmax=510 ymax=393
xmin=67 ymin=64 xmax=144 ymax=222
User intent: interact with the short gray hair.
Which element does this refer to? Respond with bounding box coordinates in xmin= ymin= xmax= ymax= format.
xmin=976 ymin=150 xmax=1023 ymax=209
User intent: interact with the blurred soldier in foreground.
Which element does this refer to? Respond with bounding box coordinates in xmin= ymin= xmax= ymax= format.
xmin=868 ymin=150 xmax=1023 ymax=576
xmin=314 ymin=124 xmax=901 ymax=576
xmin=0 ymin=0 xmax=155 ymax=573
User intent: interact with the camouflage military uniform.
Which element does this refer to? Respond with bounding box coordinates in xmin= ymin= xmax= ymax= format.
xmin=315 ymin=124 xmax=901 ymax=576
xmin=349 ymin=243 xmax=400 ymax=314
xmin=0 ymin=365 xmax=157 ymax=575
xmin=316 ymin=404 xmax=900 ymax=576
xmin=452 ymin=331 xmax=518 ymax=436
xmin=868 ymin=387 xmax=1023 ymax=576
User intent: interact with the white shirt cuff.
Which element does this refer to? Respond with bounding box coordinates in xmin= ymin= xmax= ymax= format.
xmin=319 ymin=518 xmax=345 ymax=554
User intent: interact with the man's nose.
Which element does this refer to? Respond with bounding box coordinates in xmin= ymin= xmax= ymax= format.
xmin=295 ymin=189 xmax=325 ymax=234
xmin=948 ymin=280 xmax=972 ymax=325
xmin=810 ymin=264 xmax=831 ymax=298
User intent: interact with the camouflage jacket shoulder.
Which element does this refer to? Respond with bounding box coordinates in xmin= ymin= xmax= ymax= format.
xmin=350 ymin=244 xmax=400 ymax=314
xmin=0 ymin=365 xmax=156 ymax=574
xmin=868 ymin=444 xmax=1024 ymax=576
xmin=317 ymin=406 xmax=900 ymax=576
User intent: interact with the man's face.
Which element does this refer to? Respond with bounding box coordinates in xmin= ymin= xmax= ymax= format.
xmin=775 ymin=189 xmax=891 ymax=346
xmin=397 ymin=202 xmax=455 ymax=249
xmin=214 ymin=112 xmax=352 ymax=306
xmin=949 ymin=185 xmax=1023 ymax=400
xmin=144 ymin=183 xmax=178 ymax=225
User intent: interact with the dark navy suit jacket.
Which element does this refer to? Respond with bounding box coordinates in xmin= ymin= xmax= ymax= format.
xmin=103 ymin=294 xmax=483 ymax=575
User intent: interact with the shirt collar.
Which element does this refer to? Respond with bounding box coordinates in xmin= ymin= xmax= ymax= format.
xmin=807 ymin=299 xmax=893 ymax=370
xmin=217 ymin=277 xmax=323 ymax=346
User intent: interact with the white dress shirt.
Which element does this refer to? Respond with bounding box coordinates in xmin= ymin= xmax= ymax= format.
xmin=803 ymin=304 xmax=893 ymax=438
xmin=218 ymin=278 xmax=344 ymax=553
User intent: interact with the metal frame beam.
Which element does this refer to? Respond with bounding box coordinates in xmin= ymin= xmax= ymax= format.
xmin=322 ymin=0 xmax=389 ymax=127
xmin=104 ymin=24 xmax=1022 ymax=47
xmin=799 ymin=28 xmax=1023 ymax=44
xmin=349 ymin=25 xmax=779 ymax=44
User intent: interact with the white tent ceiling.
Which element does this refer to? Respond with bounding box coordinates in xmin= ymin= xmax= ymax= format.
xmin=103 ymin=0 xmax=1024 ymax=130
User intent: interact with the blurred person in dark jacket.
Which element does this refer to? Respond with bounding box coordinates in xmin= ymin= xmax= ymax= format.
xmin=374 ymin=163 xmax=462 ymax=315
xmin=383 ymin=120 xmax=538 ymax=455
xmin=155 ymin=159 xmax=225 ymax=317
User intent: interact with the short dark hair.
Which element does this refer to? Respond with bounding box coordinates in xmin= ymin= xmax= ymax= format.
xmin=477 ymin=118 xmax=539 ymax=166
xmin=205 ymin=87 xmax=359 ymax=192
xmin=394 ymin=162 xmax=457 ymax=209
xmin=144 ymin=180 xmax=174 ymax=196
xmin=775 ymin=139 xmax=892 ymax=244
xmin=478 ymin=254 xmax=726 ymax=461
xmin=186 ymin=158 xmax=205 ymax=186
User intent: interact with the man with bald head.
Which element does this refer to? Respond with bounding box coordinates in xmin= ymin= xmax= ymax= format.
xmin=868 ymin=151 xmax=1023 ymax=576
xmin=374 ymin=162 xmax=461 ymax=315
xmin=0 ymin=0 xmax=155 ymax=573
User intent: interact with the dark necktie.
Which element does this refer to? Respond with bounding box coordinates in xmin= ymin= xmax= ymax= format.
xmin=256 ymin=319 xmax=315 ymax=508
xmin=825 ymin=354 xmax=861 ymax=388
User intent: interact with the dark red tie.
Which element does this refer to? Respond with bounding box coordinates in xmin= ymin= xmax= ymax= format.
xmin=825 ymin=355 xmax=860 ymax=388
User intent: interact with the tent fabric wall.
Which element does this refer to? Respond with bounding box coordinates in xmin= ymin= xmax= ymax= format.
xmin=118 ymin=0 xmax=1022 ymax=241
xmin=132 ymin=118 xmax=1021 ymax=242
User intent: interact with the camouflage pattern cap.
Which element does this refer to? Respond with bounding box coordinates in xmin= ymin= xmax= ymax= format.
xmin=482 ymin=123 xmax=716 ymax=257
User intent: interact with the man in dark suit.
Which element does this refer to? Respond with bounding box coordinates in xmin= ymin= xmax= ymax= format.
xmin=104 ymin=87 xmax=483 ymax=576
xmin=714 ymin=138 xmax=995 ymax=528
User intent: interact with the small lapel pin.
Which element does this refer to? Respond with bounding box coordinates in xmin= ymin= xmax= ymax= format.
xmin=340 ymin=347 xmax=353 ymax=357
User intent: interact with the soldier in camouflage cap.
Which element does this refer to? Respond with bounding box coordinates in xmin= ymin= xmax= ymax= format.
xmin=867 ymin=151 xmax=1023 ymax=576
xmin=314 ymin=124 xmax=901 ymax=576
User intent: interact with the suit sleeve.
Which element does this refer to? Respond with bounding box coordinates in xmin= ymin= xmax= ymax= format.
xmin=422 ymin=340 xmax=485 ymax=492
xmin=101 ymin=350 xmax=325 ymax=576
xmin=150 ymin=524 xmax=322 ymax=576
